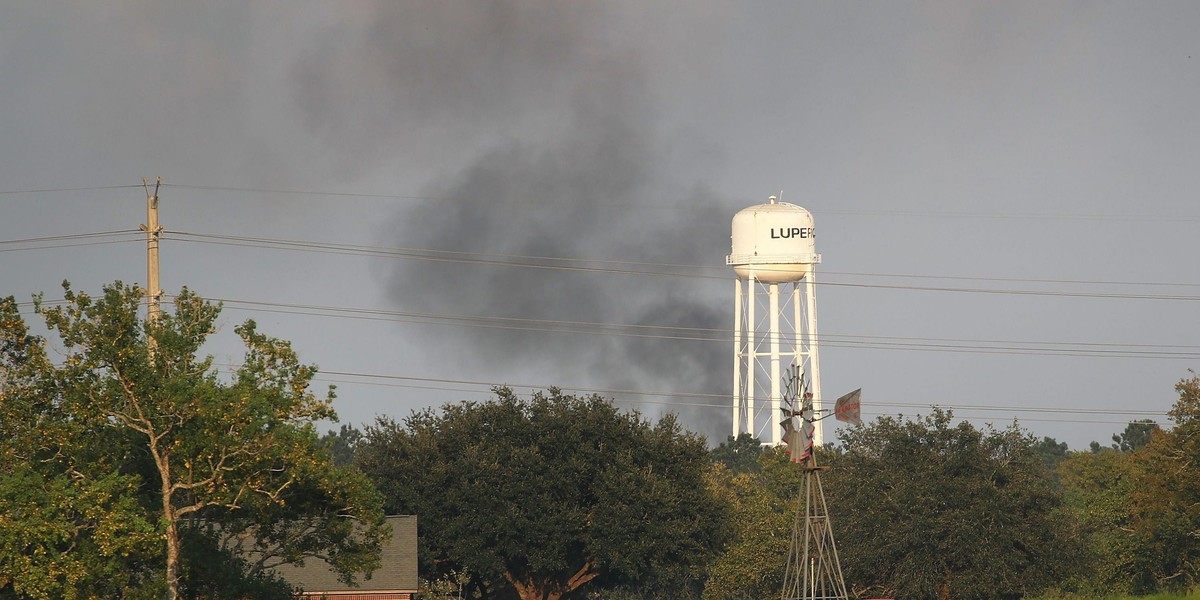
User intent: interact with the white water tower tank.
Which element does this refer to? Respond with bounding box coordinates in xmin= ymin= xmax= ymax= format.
xmin=727 ymin=197 xmax=819 ymax=283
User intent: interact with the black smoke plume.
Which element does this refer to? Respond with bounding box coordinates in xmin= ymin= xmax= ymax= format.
xmin=294 ymin=2 xmax=734 ymax=441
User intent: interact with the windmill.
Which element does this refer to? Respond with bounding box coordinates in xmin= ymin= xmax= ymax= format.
xmin=779 ymin=363 xmax=861 ymax=600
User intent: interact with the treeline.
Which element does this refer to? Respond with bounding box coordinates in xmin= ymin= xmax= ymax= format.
xmin=2 ymin=281 xmax=1199 ymax=600
xmin=325 ymin=378 xmax=1200 ymax=600
xmin=704 ymin=405 xmax=1200 ymax=600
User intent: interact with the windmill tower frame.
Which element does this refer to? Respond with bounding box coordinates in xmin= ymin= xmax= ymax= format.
xmin=778 ymin=367 xmax=855 ymax=600
xmin=781 ymin=457 xmax=849 ymax=600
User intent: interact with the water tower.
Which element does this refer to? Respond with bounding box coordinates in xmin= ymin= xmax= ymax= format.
xmin=727 ymin=196 xmax=824 ymax=446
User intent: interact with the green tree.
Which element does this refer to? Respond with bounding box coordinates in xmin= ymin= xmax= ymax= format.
xmin=1111 ymin=419 xmax=1160 ymax=452
xmin=711 ymin=433 xmax=764 ymax=474
xmin=319 ymin=423 xmax=364 ymax=467
xmin=1122 ymin=373 xmax=1200 ymax=591
xmin=823 ymin=410 xmax=1082 ymax=600
xmin=357 ymin=387 xmax=727 ymax=600
xmin=1057 ymin=447 xmax=1143 ymax=595
xmin=701 ymin=447 xmax=798 ymax=600
xmin=0 ymin=291 xmax=160 ymax=599
xmin=1027 ymin=436 xmax=1070 ymax=490
xmin=0 ymin=282 xmax=386 ymax=600
xmin=0 ymin=464 xmax=159 ymax=599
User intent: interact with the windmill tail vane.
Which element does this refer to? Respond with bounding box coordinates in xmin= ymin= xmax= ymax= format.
xmin=833 ymin=388 xmax=863 ymax=426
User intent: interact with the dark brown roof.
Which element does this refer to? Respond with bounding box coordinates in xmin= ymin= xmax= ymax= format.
xmin=271 ymin=515 xmax=418 ymax=593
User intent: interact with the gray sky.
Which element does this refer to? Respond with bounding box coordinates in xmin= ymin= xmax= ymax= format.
xmin=3 ymin=1 xmax=1198 ymax=450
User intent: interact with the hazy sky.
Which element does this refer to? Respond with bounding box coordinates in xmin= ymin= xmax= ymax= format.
xmin=3 ymin=1 xmax=1198 ymax=450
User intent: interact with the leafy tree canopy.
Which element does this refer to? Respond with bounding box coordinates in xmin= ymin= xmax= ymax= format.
xmin=700 ymin=448 xmax=796 ymax=600
xmin=1111 ymin=419 xmax=1160 ymax=453
xmin=1121 ymin=373 xmax=1200 ymax=592
xmin=319 ymin=424 xmax=364 ymax=468
xmin=823 ymin=410 xmax=1083 ymax=600
xmin=356 ymin=387 xmax=728 ymax=600
xmin=0 ymin=282 xmax=386 ymax=599
xmin=1056 ymin=446 xmax=1143 ymax=595
xmin=711 ymin=432 xmax=764 ymax=474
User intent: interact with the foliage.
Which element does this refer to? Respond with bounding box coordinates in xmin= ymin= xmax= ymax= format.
xmin=993 ymin=375 xmax=1200 ymax=597
xmin=0 ymin=465 xmax=159 ymax=599
xmin=711 ymin=433 xmax=764 ymax=474
xmin=418 ymin=570 xmax=472 ymax=600
xmin=1112 ymin=419 xmax=1161 ymax=453
xmin=1056 ymin=447 xmax=1143 ymax=595
xmin=0 ymin=282 xmax=386 ymax=599
xmin=1122 ymin=374 xmax=1200 ymax=592
xmin=701 ymin=448 xmax=797 ymax=600
xmin=702 ymin=433 xmax=780 ymax=600
xmin=823 ymin=410 xmax=1083 ymax=600
xmin=356 ymin=387 xmax=728 ymax=600
xmin=1032 ymin=436 xmax=1070 ymax=486
xmin=1029 ymin=591 xmax=1200 ymax=600
xmin=0 ymin=291 xmax=160 ymax=599
xmin=319 ymin=423 xmax=364 ymax=467
xmin=175 ymin=527 xmax=297 ymax=600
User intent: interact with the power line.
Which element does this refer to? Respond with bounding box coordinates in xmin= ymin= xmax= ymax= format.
xmin=192 ymin=295 xmax=1200 ymax=360
xmin=0 ymin=239 xmax=143 ymax=254
xmin=202 ymin=361 xmax=1166 ymax=421
xmin=31 ymin=291 xmax=1180 ymax=363
xmin=205 ymin=365 xmax=1164 ymax=426
xmin=8 ymin=227 xmax=1197 ymax=296
xmin=158 ymin=183 xmax=1200 ymax=222
xmin=822 ymin=269 xmax=1200 ymax=290
xmin=0 ymin=185 xmax=144 ymax=196
xmin=165 ymin=230 xmax=1200 ymax=301
xmin=0 ymin=230 xmax=140 ymax=245
xmin=819 ymin=280 xmax=1200 ymax=301
xmin=311 ymin=378 xmax=1157 ymax=427
xmin=21 ymin=288 xmax=1194 ymax=381
xmin=4 ymin=181 xmax=1195 ymax=224
xmin=163 ymin=183 xmax=446 ymax=202
xmin=9 ymin=298 xmax=72 ymax=315
xmin=0 ymin=230 xmax=143 ymax=253
xmin=166 ymin=230 xmax=709 ymax=279
xmin=817 ymin=208 xmax=1200 ymax=223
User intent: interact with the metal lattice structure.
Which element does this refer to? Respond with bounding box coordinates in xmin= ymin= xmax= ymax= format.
xmin=780 ymin=462 xmax=848 ymax=600
xmin=779 ymin=366 xmax=857 ymax=600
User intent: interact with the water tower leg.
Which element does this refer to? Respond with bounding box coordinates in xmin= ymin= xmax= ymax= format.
xmin=769 ymin=282 xmax=782 ymax=446
xmin=792 ymin=283 xmax=802 ymax=368
xmin=733 ymin=278 xmax=743 ymax=438
xmin=805 ymin=273 xmax=822 ymax=447
xmin=747 ymin=274 xmax=756 ymax=439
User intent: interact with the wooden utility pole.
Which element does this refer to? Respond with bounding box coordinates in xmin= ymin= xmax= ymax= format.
xmin=141 ymin=177 xmax=162 ymax=351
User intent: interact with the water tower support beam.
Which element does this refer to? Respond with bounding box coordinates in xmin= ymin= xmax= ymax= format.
xmin=746 ymin=274 xmax=756 ymax=437
xmin=733 ymin=278 xmax=744 ymax=438
xmin=806 ymin=273 xmax=823 ymax=447
xmin=769 ymin=282 xmax=782 ymax=446
xmin=792 ymin=283 xmax=802 ymax=368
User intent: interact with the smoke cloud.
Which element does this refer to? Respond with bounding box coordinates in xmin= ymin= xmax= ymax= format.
xmin=293 ymin=1 xmax=734 ymax=441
